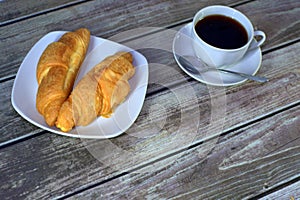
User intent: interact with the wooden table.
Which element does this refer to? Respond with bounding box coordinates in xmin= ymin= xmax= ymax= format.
xmin=1 ymin=0 xmax=299 ymax=199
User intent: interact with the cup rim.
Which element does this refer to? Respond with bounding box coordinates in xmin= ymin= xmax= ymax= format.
xmin=192 ymin=5 xmax=254 ymax=52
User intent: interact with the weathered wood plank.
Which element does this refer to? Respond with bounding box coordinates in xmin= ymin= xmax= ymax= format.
xmin=0 ymin=0 xmax=84 ymax=25
xmin=261 ymin=181 xmax=300 ymax=200
xmin=0 ymin=41 xmax=299 ymax=199
xmin=0 ymin=0 xmax=299 ymax=199
xmin=235 ymin=0 xmax=300 ymax=50
xmin=71 ymin=104 xmax=300 ymax=199
xmin=0 ymin=134 xmax=93 ymax=199
xmin=0 ymin=0 xmax=243 ymax=80
xmin=0 ymin=79 xmax=41 ymax=144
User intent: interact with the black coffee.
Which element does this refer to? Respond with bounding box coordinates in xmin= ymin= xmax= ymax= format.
xmin=195 ymin=15 xmax=248 ymax=49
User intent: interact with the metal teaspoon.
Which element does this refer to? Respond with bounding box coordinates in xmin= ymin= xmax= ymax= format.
xmin=177 ymin=55 xmax=268 ymax=83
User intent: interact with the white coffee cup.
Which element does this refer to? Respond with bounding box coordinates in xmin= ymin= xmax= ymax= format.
xmin=192 ymin=5 xmax=266 ymax=67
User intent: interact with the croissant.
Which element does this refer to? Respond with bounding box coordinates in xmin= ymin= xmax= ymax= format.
xmin=56 ymin=52 xmax=135 ymax=132
xmin=36 ymin=28 xmax=90 ymax=126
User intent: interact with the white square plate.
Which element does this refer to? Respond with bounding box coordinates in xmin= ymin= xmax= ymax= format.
xmin=11 ymin=31 xmax=148 ymax=139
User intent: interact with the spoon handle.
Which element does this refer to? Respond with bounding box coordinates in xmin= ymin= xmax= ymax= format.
xmin=178 ymin=55 xmax=268 ymax=83
xmin=218 ymin=69 xmax=268 ymax=83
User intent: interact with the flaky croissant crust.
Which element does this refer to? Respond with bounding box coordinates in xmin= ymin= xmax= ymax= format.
xmin=36 ymin=28 xmax=90 ymax=126
xmin=56 ymin=52 xmax=135 ymax=132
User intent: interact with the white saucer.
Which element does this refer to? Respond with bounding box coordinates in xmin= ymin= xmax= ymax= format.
xmin=173 ymin=22 xmax=262 ymax=86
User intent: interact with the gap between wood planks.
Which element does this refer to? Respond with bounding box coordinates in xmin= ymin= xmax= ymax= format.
xmin=1 ymin=0 xmax=299 ymax=198
xmin=55 ymin=103 xmax=300 ymax=199
xmin=0 ymin=0 xmax=254 ymax=28
xmin=0 ymin=0 xmax=93 ymax=27
xmin=249 ymin=176 xmax=300 ymax=200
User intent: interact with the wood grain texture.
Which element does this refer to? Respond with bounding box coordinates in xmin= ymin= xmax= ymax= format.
xmin=0 ymin=0 xmax=84 ymax=25
xmin=0 ymin=41 xmax=299 ymax=199
xmin=261 ymin=181 xmax=300 ymax=200
xmin=234 ymin=0 xmax=300 ymax=50
xmin=0 ymin=0 xmax=242 ymax=80
xmin=0 ymin=0 xmax=300 ymax=199
xmin=0 ymin=80 xmax=43 ymax=145
xmin=72 ymin=104 xmax=300 ymax=199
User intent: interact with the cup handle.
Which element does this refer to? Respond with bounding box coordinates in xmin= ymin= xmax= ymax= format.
xmin=248 ymin=30 xmax=266 ymax=51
